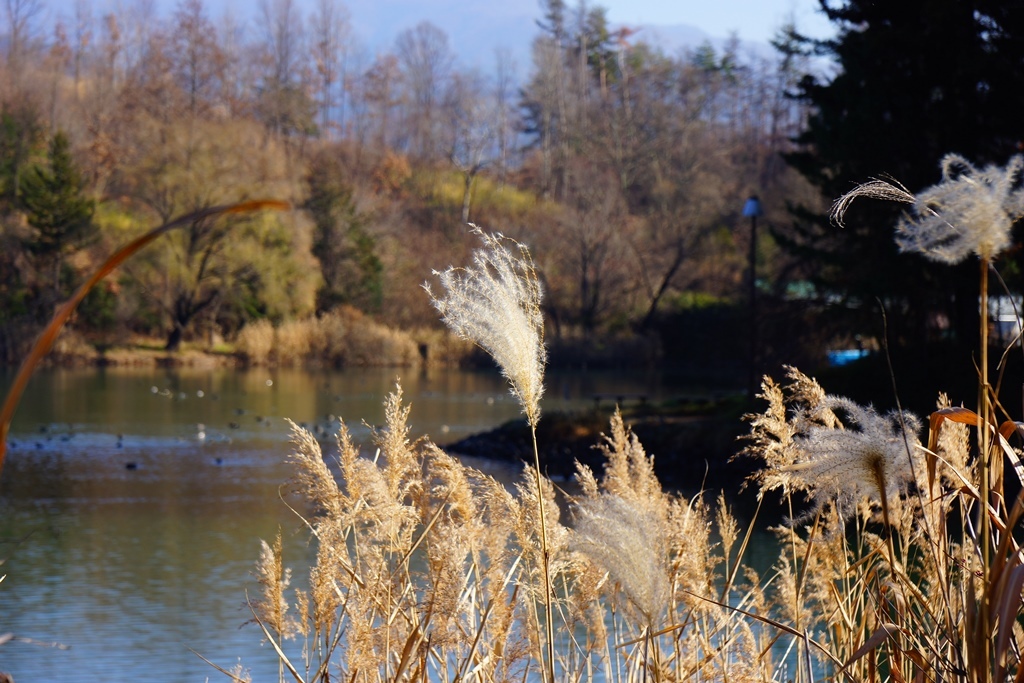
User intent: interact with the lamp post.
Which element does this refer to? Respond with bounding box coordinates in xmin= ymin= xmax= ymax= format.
xmin=743 ymin=195 xmax=763 ymax=401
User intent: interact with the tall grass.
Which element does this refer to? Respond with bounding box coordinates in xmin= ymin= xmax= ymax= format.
xmin=235 ymin=307 xmax=421 ymax=367
xmin=243 ymin=397 xmax=768 ymax=683
xmin=244 ymin=191 xmax=1024 ymax=682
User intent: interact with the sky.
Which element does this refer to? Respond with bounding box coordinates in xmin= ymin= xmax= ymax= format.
xmin=598 ymin=0 xmax=834 ymax=43
xmin=47 ymin=0 xmax=837 ymax=74
xmin=330 ymin=0 xmax=836 ymax=74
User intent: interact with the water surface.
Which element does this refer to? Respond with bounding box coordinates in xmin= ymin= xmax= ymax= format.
xmin=0 ymin=365 xmax=694 ymax=682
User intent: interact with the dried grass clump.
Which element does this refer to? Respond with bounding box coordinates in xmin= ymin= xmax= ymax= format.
xmin=409 ymin=326 xmax=478 ymax=367
xmin=235 ymin=309 xmax=420 ymax=367
xmin=245 ymin=386 xmax=536 ymax=682
xmin=305 ymin=312 xmax=346 ymax=365
xmin=49 ymin=327 xmax=96 ymax=364
xmin=342 ymin=314 xmax=421 ymax=366
xmin=273 ymin=318 xmax=313 ymax=363
xmin=307 ymin=307 xmax=420 ymax=367
xmin=234 ymin=319 xmax=274 ymax=365
xmin=245 ymin=393 xmax=769 ymax=683
xmin=742 ymin=366 xmax=923 ymax=526
xmin=567 ymin=412 xmax=771 ymax=682
xmin=742 ymin=367 xmax=1024 ymax=683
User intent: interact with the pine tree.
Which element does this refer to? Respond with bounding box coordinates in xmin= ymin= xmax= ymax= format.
xmin=782 ymin=0 xmax=1024 ymax=351
xmin=305 ymin=152 xmax=382 ymax=313
xmin=20 ymin=131 xmax=96 ymax=299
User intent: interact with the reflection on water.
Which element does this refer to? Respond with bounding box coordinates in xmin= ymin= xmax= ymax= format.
xmin=0 ymin=365 xmax=704 ymax=682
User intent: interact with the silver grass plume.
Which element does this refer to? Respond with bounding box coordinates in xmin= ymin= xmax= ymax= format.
xmin=745 ymin=369 xmax=924 ymax=525
xmin=832 ymin=154 xmax=1024 ymax=263
xmin=572 ymin=493 xmax=669 ymax=626
xmin=425 ymin=226 xmax=546 ymax=426
xmin=782 ymin=396 xmax=922 ymax=523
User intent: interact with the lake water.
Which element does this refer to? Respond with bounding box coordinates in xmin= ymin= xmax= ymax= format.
xmin=0 ymin=365 xmax=706 ymax=682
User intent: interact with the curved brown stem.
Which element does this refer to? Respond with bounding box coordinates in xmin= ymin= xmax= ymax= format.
xmin=0 ymin=200 xmax=290 ymax=477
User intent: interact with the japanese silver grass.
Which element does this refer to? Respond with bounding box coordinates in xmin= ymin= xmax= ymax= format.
xmin=426 ymin=225 xmax=554 ymax=683
xmin=746 ymin=375 xmax=925 ymax=527
xmin=781 ymin=396 xmax=923 ymax=524
xmin=830 ymin=155 xmax=1024 ymax=619
xmin=571 ymin=493 xmax=669 ymax=626
xmin=832 ymin=154 xmax=1024 ymax=263
xmin=425 ymin=226 xmax=546 ymax=427
xmin=831 ymin=177 xmax=916 ymax=228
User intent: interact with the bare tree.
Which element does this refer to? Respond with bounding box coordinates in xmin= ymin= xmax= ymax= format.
xmin=118 ymin=0 xmax=158 ymax=76
xmin=445 ymin=70 xmax=497 ymax=223
xmin=358 ymin=53 xmax=401 ymax=153
xmin=632 ymin=147 xmax=733 ymax=328
xmin=493 ymin=47 xmax=518 ymax=183
xmin=255 ymin=0 xmax=315 ymax=138
xmin=99 ymin=11 xmax=121 ymax=89
xmin=46 ymin=21 xmax=72 ymax=132
xmin=258 ymin=0 xmax=303 ymax=87
xmin=170 ymin=0 xmax=225 ymax=119
xmin=213 ymin=8 xmax=250 ymax=118
xmin=551 ymin=160 xmax=632 ymax=333
xmin=394 ymin=20 xmax=453 ymax=160
xmin=4 ymin=0 xmax=44 ymax=75
xmin=71 ymin=0 xmax=92 ymax=92
xmin=309 ymin=0 xmax=350 ymax=137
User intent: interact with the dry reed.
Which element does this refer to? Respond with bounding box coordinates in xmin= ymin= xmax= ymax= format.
xmin=244 ymin=228 xmax=771 ymax=682
xmin=243 ymin=189 xmax=1024 ymax=682
xmin=826 ymin=154 xmax=1024 ymax=683
xmin=245 ymin=397 xmax=771 ymax=683
xmin=235 ymin=319 xmax=274 ymax=364
xmin=235 ymin=307 xmax=421 ymax=367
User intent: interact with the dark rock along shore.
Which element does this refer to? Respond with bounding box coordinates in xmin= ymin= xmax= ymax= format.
xmin=443 ymin=409 xmax=761 ymax=515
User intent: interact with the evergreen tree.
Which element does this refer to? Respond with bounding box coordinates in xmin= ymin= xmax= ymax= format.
xmin=782 ymin=0 xmax=1024 ymax=351
xmin=305 ymin=153 xmax=383 ymax=313
xmin=20 ymin=131 xmax=96 ymax=299
xmin=0 ymin=102 xmax=43 ymax=208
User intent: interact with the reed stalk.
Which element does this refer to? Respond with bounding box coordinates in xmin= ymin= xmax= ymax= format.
xmin=979 ymin=255 xmax=992 ymax=683
xmin=530 ymin=422 xmax=556 ymax=683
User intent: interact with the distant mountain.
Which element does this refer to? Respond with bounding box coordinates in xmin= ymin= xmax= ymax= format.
xmin=627 ymin=23 xmax=779 ymax=61
xmin=344 ymin=1 xmax=781 ymax=79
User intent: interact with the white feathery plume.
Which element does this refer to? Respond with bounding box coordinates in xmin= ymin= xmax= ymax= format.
xmin=831 ymin=177 xmax=916 ymax=227
xmin=782 ymin=396 xmax=922 ymax=523
xmin=832 ymin=154 xmax=1024 ymax=264
xmin=571 ymin=493 xmax=669 ymax=626
xmin=425 ymin=226 xmax=546 ymax=426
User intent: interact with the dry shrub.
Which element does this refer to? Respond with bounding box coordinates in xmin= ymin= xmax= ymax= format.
xmin=273 ymin=319 xmax=313 ymax=365
xmin=371 ymin=151 xmax=412 ymax=197
xmin=49 ymin=327 xmax=95 ymax=364
xmin=235 ymin=309 xmax=420 ymax=367
xmin=235 ymin=319 xmax=274 ymax=365
xmin=342 ymin=316 xmax=420 ymax=366
xmin=410 ymin=326 xmax=477 ymax=366
xmin=306 ymin=307 xmax=419 ymax=367
xmin=305 ymin=311 xmax=346 ymax=365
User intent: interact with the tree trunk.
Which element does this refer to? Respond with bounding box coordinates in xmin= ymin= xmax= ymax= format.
xmin=461 ymin=172 xmax=473 ymax=223
xmin=165 ymin=324 xmax=184 ymax=352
